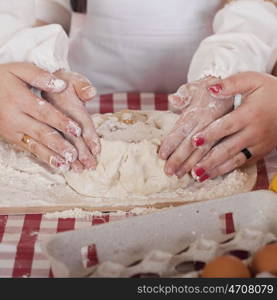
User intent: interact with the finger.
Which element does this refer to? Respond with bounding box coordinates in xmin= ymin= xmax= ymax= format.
xmin=73 ymin=76 xmax=97 ymax=102
xmin=68 ymin=136 xmax=97 ymax=170
xmin=8 ymin=62 xmax=67 ymax=93
xmin=71 ymin=160 xmax=84 ymax=173
xmin=168 ymin=84 xmax=193 ymax=109
xmin=192 ymin=107 xmax=246 ymax=149
xmin=18 ymin=134 xmax=70 ymax=172
xmin=83 ymin=126 xmax=101 ymax=156
xmin=80 ymin=111 xmax=101 ymax=156
xmin=159 ymin=116 xmax=197 ymax=160
xmin=175 ymin=143 xmax=213 ymax=178
xmin=18 ymin=85 xmax=82 ymax=138
xmin=204 ymin=150 xmax=251 ymax=180
xmin=20 ymin=115 xmax=78 ymax=163
xmin=64 ymin=103 xmax=101 ymax=155
xmin=45 ymin=84 xmax=101 ymax=155
xmin=192 ymin=129 xmax=252 ymax=179
xmin=163 ymin=137 xmax=195 ymax=176
xmin=207 ymin=72 xmax=263 ymax=99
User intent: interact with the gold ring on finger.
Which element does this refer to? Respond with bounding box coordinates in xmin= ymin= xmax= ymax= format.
xmin=21 ymin=134 xmax=32 ymax=145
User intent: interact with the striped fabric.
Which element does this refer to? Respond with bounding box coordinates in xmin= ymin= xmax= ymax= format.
xmin=0 ymin=93 xmax=276 ymax=278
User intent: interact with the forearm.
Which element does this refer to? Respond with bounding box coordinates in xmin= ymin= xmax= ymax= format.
xmin=188 ymin=0 xmax=277 ymax=81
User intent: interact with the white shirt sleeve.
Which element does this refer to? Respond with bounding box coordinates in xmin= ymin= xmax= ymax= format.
xmin=0 ymin=0 xmax=70 ymax=73
xmin=188 ymin=0 xmax=277 ymax=82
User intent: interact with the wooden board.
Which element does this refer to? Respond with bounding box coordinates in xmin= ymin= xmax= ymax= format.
xmin=0 ymin=164 xmax=257 ymax=215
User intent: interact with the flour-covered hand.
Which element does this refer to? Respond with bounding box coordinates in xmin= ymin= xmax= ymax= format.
xmin=43 ymin=70 xmax=100 ymax=172
xmin=191 ymin=72 xmax=277 ymax=182
xmin=159 ymin=77 xmax=234 ymax=177
xmin=0 ymin=62 xmax=82 ymax=172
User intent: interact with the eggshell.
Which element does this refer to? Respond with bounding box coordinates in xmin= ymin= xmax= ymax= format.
xmin=251 ymin=243 xmax=277 ymax=275
xmin=201 ymin=255 xmax=251 ymax=278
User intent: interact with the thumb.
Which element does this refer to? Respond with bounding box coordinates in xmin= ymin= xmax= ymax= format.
xmin=8 ymin=62 xmax=67 ymax=93
xmin=207 ymin=71 xmax=262 ymax=98
xmin=72 ymin=74 xmax=97 ymax=102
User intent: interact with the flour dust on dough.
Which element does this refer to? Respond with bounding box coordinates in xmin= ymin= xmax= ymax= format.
xmin=0 ymin=110 xmax=255 ymax=211
xmin=64 ymin=110 xmax=191 ymax=197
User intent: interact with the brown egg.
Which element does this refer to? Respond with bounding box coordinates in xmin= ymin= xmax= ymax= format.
xmin=251 ymin=243 xmax=277 ymax=275
xmin=201 ymin=255 xmax=251 ymax=278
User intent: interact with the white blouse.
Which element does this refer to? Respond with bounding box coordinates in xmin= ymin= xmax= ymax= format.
xmin=0 ymin=0 xmax=276 ymax=94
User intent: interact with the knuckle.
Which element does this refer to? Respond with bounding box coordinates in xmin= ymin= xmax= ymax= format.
xmin=226 ymin=145 xmax=235 ymax=157
xmin=223 ymin=120 xmax=235 ymax=133
xmin=28 ymin=140 xmax=38 ymax=153
xmin=35 ymin=129 xmax=45 ymax=141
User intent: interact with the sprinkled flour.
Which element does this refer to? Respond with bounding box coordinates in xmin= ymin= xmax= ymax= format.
xmin=0 ymin=111 xmax=256 ymax=213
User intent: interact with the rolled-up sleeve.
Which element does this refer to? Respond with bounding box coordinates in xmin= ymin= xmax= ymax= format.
xmin=188 ymin=0 xmax=277 ymax=81
xmin=0 ymin=0 xmax=70 ymax=73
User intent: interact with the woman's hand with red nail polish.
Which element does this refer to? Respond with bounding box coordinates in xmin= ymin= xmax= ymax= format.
xmin=192 ymin=72 xmax=277 ymax=180
xmin=158 ymin=76 xmax=234 ymax=177
xmin=43 ymin=70 xmax=100 ymax=171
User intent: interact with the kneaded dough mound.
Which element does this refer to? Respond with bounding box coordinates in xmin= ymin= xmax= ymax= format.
xmin=64 ymin=110 xmax=191 ymax=197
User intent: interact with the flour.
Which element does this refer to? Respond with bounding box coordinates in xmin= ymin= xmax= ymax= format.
xmin=64 ymin=111 xmax=191 ymax=197
xmin=0 ymin=110 xmax=256 ymax=212
xmin=44 ymin=206 xmax=163 ymax=219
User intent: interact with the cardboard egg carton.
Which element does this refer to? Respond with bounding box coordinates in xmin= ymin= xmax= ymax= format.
xmin=41 ymin=190 xmax=277 ymax=278
xmin=86 ymin=229 xmax=276 ymax=278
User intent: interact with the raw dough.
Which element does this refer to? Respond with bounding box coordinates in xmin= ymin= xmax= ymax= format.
xmin=0 ymin=110 xmax=256 ymax=213
xmin=64 ymin=110 xmax=191 ymax=197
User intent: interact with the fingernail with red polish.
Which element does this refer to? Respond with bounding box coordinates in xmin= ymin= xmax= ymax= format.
xmin=194 ymin=167 xmax=205 ymax=177
xmin=193 ymin=136 xmax=205 ymax=147
xmin=199 ymin=173 xmax=210 ymax=183
xmin=208 ymin=84 xmax=222 ymax=94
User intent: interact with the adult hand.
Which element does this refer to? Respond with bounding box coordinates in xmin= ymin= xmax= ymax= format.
xmin=0 ymin=62 xmax=82 ymax=172
xmin=190 ymin=72 xmax=277 ymax=182
xmin=43 ymin=70 xmax=100 ymax=172
xmin=158 ymin=77 xmax=234 ymax=177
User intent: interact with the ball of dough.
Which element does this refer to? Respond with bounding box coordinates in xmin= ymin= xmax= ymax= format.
xmin=64 ymin=110 xmax=191 ymax=197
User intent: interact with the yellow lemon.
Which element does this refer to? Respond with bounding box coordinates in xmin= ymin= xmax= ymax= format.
xmin=269 ymin=173 xmax=277 ymax=192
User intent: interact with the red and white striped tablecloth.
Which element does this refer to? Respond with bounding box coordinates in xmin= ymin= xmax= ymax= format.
xmin=0 ymin=93 xmax=276 ymax=278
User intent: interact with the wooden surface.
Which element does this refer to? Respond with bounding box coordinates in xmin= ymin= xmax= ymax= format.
xmin=0 ymin=164 xmax=257 ymax=215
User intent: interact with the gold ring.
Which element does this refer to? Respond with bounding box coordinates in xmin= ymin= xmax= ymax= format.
xmin=21 ymin=134 xmax=32 ymax=145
